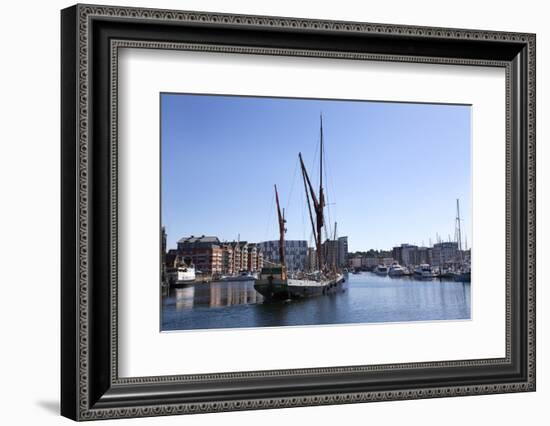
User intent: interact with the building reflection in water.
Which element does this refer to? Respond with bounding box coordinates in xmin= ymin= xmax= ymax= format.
xmin=170 ymin=281 xmax=263 ymax=311
xmin=174 ymin=286 xmax=195 ymax=310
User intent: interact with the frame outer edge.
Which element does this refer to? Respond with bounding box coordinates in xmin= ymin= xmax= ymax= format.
xmin=61 ymin=4 xmax=80 ymax=422
xmin=67 ymin=4 xmax=536 ymax=420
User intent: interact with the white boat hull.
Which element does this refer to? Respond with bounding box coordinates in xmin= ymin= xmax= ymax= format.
xmin=168 ymin=267 xmax=196 ymax=286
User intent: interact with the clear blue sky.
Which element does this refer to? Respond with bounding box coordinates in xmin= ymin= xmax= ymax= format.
xmin=161 ymin=93 xmax=471 ymax=252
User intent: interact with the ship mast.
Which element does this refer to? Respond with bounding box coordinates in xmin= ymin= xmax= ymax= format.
xmin=455 ymin=198 xmax=463 ymax=264
xmin=318 ymin=115 xmax=325 ymax=270
xmin=333 ymin=221 xmax=338 ymax=270
xmin=274 ymin=184 xmax=286 ymax=267
xmin=298 ymin=115 xmax=326 ymax=271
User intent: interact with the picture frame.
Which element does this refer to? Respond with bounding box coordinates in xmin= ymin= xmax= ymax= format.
xmin=61 ymin=3 xmax=536 ymax=421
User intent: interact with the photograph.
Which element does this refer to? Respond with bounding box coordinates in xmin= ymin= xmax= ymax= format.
xmin=160 ymin=93 xmax=472 ymax=331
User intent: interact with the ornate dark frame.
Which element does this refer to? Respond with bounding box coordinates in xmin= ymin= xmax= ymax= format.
xmin=61 ymin=3 xmax=536 ymax=421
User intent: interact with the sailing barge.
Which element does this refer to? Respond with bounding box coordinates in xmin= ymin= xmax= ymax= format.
xmin=254 ymin=116 xmax=345 ymax=302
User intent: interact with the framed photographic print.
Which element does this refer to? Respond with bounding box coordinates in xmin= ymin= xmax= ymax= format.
xmin=61 ymin=4 xmax=536 ymax=421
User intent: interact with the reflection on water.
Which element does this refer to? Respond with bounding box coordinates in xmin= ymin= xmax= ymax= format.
xmin=161 ymin=273 xmax=471 ymax=331
xmin=170 ymin=281 xmax=264 ymax=310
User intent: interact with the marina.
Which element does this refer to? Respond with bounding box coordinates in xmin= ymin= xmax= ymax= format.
xmin=161 ymin=271 xmax=471 ymax=331
xmin=160 ymin=101 xmax=473 ymax=331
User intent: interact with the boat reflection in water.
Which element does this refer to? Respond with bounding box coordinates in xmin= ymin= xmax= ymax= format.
xmin=173 ymin=286 xmax=195 ymax=310
xmin=169 ymin=280 xmax=264 ymax=312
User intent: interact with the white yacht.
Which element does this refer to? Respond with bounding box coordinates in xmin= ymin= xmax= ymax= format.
xmin=373 ymin=265 xmax=389 ymax=275
xmin=413 ymin=264 xmax=436 ymax=279
xmin=388 ymin=263 xmax=407 ymax=277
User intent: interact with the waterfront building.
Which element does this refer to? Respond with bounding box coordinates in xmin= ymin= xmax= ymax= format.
xmin=416 ymin=246 xmax=432 ymax=265
xmin=177 ymin=235 xmax=223 ymax=274
xmin=400 ymin=244 xmax=418 ymax=266
xmin=322 ymin=236 xmax=349 ymax=269
xmin=393 ymin=245 xmax=404 ymax=265
xmin=431 ymin=241 xmax=459 ymax=267
xmin=247 ymin=243 xmax=264 ymax=272
xmin=237 ymin=242 xmax=248 ymax=271
xmin=361 ymin=256 xmax=380 ymax=269
xmin=258 ymin=240 xmax=308 ymax=272
xmin=219 ymin=241 xmax=264 ymax=274
xmin=393 ymin=243 xmax=434 ymax=266
xmin=337 ymin=237 xmax=348 ymax=267
xmin=349 ymin=256 xmax=362 ymax=269
xmin=323 ymin=239 xmax=339 ymax=269
xmin=221 ymin=244 xmax=234 ymax=275
xmin=247 ymin=243 xmax=257 ymax=272
xmin=256 ymin=250 xmax=264 ymax=271
xmin=306 ymin=247 xmax=318 ymax=271
xmin=175 ymin=236 xmax=264 ymax=275
xmin=164 ymin=249 xmax=178 ymax=269
xmin=355 ymin=256 xmax=395 ymax=269
xmin=232 ymin=242 xmax=242 ymax=273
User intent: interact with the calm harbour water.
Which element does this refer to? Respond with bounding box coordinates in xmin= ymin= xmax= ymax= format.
xmin=161 ymin=272 xmax=471 ymax=331
xmin=161 ymin=272 xmax=470 ymax=331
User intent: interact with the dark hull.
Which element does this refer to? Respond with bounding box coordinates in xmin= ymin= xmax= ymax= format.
xmin=454 ymin=272 xmax=471 ymax=282
xmin=169 ymin=280 xmax=195 ymax=288
xmin=254 ymin=276 xmax=345 ymax=302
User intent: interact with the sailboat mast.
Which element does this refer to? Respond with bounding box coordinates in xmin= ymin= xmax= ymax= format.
xmin=274 ymin=184 xmax=286 ymax=267
xmin=300 ymin=156 xmax=317 ymax=244
xmin=333 ymin=221 xmax=338 ymax=270
xmin=297 ymin=116 xmax=327 ymax=272
xmin=455 ymin=198 xmax=463 ymax=264
xmin=319 ymin=115 xmax=323 ymax=202
xmin=317 ymin=115 xmax=325 ymax=270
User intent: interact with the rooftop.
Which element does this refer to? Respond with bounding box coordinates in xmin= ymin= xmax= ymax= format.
xmin=177 ymin=235 xmax=220 ymax=244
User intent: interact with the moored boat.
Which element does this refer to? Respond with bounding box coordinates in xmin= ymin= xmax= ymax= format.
xmin=219 ymin=271 xmax=258 ymax=282
xmin=254 ymin=115 xmax=345 ymax=302
xmin=439 ymin=268 xmax=459 ymax=280
xmin=413 ymin=264 xmax=436 ymax=279
xmin=167 ymin=263 xmax=196 ymax=287
xmin=254 ymin=265 xmax=344 ymax=301
xmin=373 ymin=264 xmax=389 ymax=275
xmin=454 ymin=267 xmax=471 ymax=282
xmin=388 ymin=262 xmax=407 ymax=277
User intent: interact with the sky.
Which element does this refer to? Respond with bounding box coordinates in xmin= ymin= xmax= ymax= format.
xmin=161 ymin=93 xmax=471 ymax=252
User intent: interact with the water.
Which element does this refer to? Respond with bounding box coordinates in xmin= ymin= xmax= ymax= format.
xmin=161 ymin=272 xmax=471 ymax=331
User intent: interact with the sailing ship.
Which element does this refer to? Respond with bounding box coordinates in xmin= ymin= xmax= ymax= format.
xmin=254 ymin=116 xmax=345 ymax=301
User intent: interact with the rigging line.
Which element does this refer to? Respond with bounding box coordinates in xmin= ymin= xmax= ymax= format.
xmin=264 ymin=191 xmax=275 ymax=241
xmin=301 ymin=179 xmax=307 ymax=242
xmin=322 ymin=130 xmax=333 ymax=240
xmin=323 ymin=215 xmax=330 ymax=242
xmin=285 ymin=157 xmax=299 ymax=213
xmin=326 ymin=166 xmax=337 ymax=240
xmin=310 ymin=130 xmax=320 ymax=189
xmin=321 ymin=122 xmax=336 ymax=241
